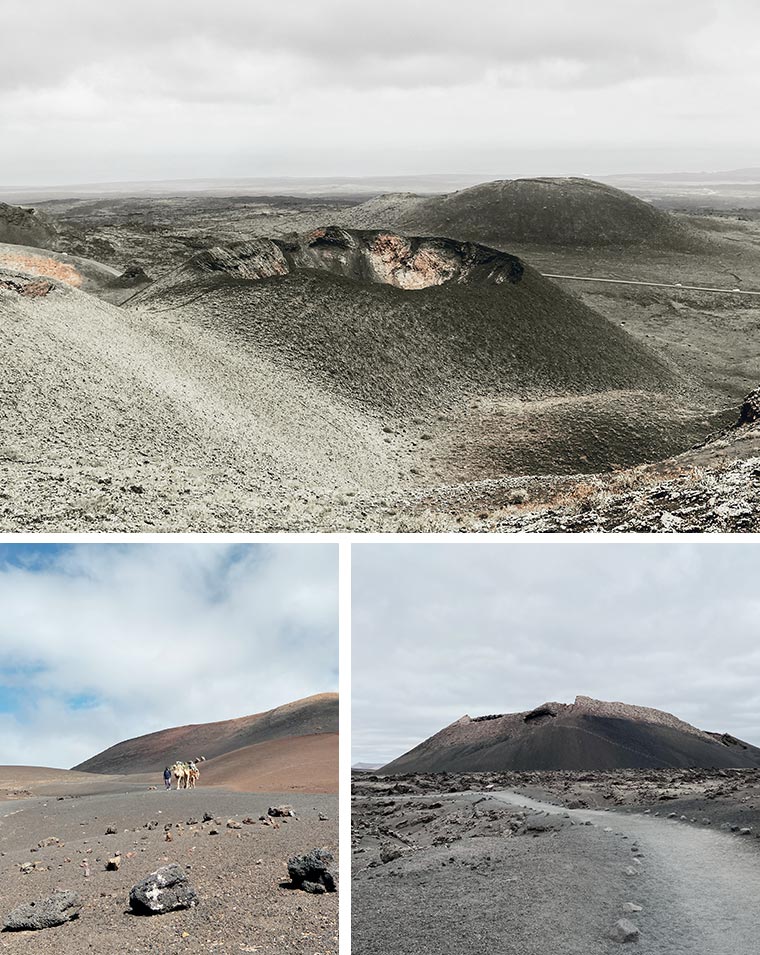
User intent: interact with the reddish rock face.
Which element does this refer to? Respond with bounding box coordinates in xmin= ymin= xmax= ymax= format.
xmin=174 ymin=227 xmax=525 ymax=292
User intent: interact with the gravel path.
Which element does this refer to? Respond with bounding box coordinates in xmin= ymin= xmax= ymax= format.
xmin=494 ymin=790 xmax=760 ymax=954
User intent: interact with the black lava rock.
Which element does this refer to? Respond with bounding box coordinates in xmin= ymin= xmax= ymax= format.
xmin=128 ymin=864 xmax=198 ymax=915
xmin=287 ymin=848 xmax=337 ymax=893
xmin=3 ymin=891 xmax=82 ymax=931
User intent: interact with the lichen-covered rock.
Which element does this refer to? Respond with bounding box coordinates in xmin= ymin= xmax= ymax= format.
xmin=287 ymin=848 xmax=337 ymax=893
xmin=128 ymin=864 xmax=198 ymax=915
xmin=3 ymin=890 xmax=81 ymax=930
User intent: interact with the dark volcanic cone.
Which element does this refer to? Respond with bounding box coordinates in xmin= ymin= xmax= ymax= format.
xmin=381 ymin=696 xmax=760 ymax=773
xmin=356 ymin=177 xmax=697 ymax=250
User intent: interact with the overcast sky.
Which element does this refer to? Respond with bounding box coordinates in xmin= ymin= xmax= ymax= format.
xmin=2 ymin=0 xmax=759 ymax=186
xmin=0 ymin=543 xmax=337 ymax=769
xmin=353 ymin=543 xmax=760 ymax=765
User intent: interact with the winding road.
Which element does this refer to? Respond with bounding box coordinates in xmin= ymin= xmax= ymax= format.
xmin=494 ymin=790 xmax=760 ymax=954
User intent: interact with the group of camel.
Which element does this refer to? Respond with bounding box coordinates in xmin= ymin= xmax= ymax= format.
xmin=171 ymin=757 xmax=204 ymax=789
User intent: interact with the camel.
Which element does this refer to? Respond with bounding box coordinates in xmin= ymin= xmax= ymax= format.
xmin=171 ymin=760 xmax=200 ymax=790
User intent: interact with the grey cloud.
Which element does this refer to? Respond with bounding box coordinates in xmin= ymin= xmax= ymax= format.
xmin=352 ymin=543 xmax=760 ymax=765
xmin=0 ymin=0 xmax=725 ymax=94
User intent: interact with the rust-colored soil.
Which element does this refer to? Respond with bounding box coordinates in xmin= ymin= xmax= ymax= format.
xmin=0 ymin=250 xmax=82 ymax=286
xmin=199 ymin=732 xmax=338 ymax=793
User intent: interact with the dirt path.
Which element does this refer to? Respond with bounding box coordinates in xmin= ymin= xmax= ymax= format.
xmin=494 ymin=790 xmax=760 ymax=954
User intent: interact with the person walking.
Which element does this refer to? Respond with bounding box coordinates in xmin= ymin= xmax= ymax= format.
xmin=163 ymin=766 xmax=172 ymax=790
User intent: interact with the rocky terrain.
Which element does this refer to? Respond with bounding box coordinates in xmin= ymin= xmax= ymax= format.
xmin=352 ymin=767 xmax=760 ymax=953
xmin=2 ymin=177 xmax=760 ymax=531
xmin=0 ymin=785 xmax=337 ymax=955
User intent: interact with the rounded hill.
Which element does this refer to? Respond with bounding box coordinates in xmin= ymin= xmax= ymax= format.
xmin=388 ymin=178 xmax=696 ymax=250
xmin=72 ymin=693 xmax=338 ymax=775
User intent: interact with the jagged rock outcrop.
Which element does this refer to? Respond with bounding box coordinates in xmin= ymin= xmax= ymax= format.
xmin=736 ymin=388 xmax=760 ymax=426
xmin=0 ymin=202 xmax=60 ymax=250
xmin=138 ymin=227 xmax=524 ymax=301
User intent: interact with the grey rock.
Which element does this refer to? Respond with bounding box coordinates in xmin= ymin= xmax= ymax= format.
xmin=128 ymin=864 xmax=198 ymax=915
xmin=4 ymin=891 xmax=82 ymax=931
xmin=612 ymin=918 xmax=640 ymax=943
xmin=287 ymin=848 xmax=336 ymax=893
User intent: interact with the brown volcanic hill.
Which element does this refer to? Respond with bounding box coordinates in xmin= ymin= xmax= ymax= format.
xmin=199 ymin=733 xmax=338 ymax=793
xmin=0 ymin=202 xmax=60 ymax=250
xmin=381 ymin=695 xmax=760 ymax=773
xmin=72 ymin=693 xmax=337 ymax=775
xmin=350 ymin=178 xmax=696 ymax=250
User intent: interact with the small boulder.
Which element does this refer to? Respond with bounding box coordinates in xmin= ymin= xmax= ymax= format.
xmin=379 ymin=845 xmax=406 ymax=865
xmin=287 ymin=849 xmax=337 ymax=894
xmin=268 ymin=805 xmax=295 ymax=818
xmin=612 ymin=918 xmax=640 ymax=943
xmin=4 ymin=891 xmax=81 ymax=931
xmin=128 ymin=864 xmax=198 ymax=915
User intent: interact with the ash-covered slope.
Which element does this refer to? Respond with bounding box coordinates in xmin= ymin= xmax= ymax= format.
xmin=132 ymin=226 xmax=673 ymax=416
xmin=349 ymin=178 xmax=695 ymax=250
xmin=72 ymin=693 xmax=338 ymax=775
xmin=381 ymin=696 xmax=760 ymax=773
xmin=0 ymin=202 xmax=60 ymax=250
xmin=199 ymin=733 xmax=339 ymax=793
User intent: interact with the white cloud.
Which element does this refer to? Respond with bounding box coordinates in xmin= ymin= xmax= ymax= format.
xmin=0 ymin=544 xmax=337 ymax=768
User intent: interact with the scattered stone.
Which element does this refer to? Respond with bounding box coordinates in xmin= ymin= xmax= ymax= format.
xmin=623 ymin=902 xmax=643 ymax=913
xmin=287 ymin=849 xmax=337 ymax=893
xmin=268 ymin=805 xmax=295 ymax=818
xmin=105 ymin=826 xmax=117 ymax=835
xmin=379 ymin=845 xmax=406 ymax=864
xmin=612 ymin=918 xmax=640 ymax=943
xmin=226 ymin=819 xmax=243 ymax=829
xmin=105 ymin=856 xmax=121 ymax=871
xmin=128 ymin=864 xmax=198 ymax=915
xmin=202 ymin=811 xmax=214 ymax=822
xmin=3 ymin=891 xmax=82 ymax=931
